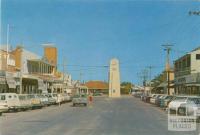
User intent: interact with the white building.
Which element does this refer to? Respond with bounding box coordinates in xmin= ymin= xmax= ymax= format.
xmin=174 ymin=47 xmax=200 ymax=95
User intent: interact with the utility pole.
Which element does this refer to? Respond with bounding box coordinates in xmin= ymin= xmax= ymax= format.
xmin=146 ymin=66 xmax=154 ymax=84
xmin=79 ymin=70 xmax=83 ymax=84
xmin=146 ymin=66 xmax=154 ymax=95
xmin=162 ymin=44 xmax=173 ymax=95
xmin=62 ymin=58 xmax=66 ymax=94
xmin=6 ymin=24 xmax=10 ymax=70
xmin=19 ymin=46 xmax=24 ymax=94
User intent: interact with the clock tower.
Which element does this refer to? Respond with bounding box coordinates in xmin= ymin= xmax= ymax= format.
xmin=109 ymin=58 xmax=121 ymax=97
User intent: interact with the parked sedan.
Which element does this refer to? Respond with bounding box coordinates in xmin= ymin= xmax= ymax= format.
xmin=72 ymin=94 xmax=88 ymax=106
xmin=178 ymin=97 xmax=200 ymax=117
xmin=37 ymin=95 xmax=49 ymax=106
xmin=145 ymin=94 xmax=156 ymax=103
xmin=160 ymin=95 xmax=175 ymax=108
xmin=155 ymin=95 xmax=167 ymax=106
xmin=150 ymin=94 xmax=161 ymax=104
xmin=28 ymin=94 xmax=43 ymax=109
xmin=168 ymin=96 xmax=188 ymax=114
xmin=50 ymin=93 xmax=62 ymax=104
xmin=44 ymin=94 xmax=56 ymax=105
xmin=62 ymin=93 xmax=71 ymax=102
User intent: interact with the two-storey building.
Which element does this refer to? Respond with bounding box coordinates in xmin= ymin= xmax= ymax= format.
xmin=174 ymin=47 xmax=200 ymax=95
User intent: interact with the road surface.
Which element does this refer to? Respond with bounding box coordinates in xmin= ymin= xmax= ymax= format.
xmin=0 ymin=96 xmax=198 ymax=135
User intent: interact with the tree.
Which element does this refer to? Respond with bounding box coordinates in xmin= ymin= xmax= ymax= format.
xmin=120 ymin=82 xmax=133 ymax=94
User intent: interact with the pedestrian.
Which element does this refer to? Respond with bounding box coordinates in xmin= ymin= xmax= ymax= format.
xmin=88 ymin=94 xmax=93 ymax=106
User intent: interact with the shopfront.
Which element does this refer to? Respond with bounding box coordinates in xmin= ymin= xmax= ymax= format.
xmin=175 ymin=73 xmax=200 ymax=95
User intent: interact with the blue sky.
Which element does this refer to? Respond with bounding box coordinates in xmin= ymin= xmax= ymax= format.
xmin=1 ymin=0 xmax=200 ymax=84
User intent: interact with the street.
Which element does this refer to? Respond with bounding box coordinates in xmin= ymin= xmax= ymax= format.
xmin=0 ymin=96 xmax=197 ymax=135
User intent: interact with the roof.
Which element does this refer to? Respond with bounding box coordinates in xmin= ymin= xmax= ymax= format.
xmin=84 ymin=81 xmax=109 ymax=90
xmin=174 ymin=46 xmax=200 ymax=62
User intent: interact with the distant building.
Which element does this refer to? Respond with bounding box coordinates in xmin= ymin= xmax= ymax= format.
xmin=174 ymin=47 xmax=200 ymax=95
xmin=84 ymin=81 xmax=109 ymax=94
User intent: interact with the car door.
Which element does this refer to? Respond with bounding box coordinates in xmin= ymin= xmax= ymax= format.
xmin=7 ymin=94 xmax=15 ymax=108
xmin=13 ymin=94 xmax=20 ymax=108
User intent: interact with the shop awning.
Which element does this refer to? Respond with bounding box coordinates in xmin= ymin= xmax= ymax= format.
xmin=185 ymin=84 xmax=200 ymax=87
xmin=6 ymin=78 xmax=16 ymax=88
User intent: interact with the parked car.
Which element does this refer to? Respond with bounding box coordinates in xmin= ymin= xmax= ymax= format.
xmin=145 ymin=94 xmax=156 ymax=103
xmin=178 ymin=97 xmax=200 ymax=117
xmin=72 ymin=94 xmax=88 ymax=106
xmin=36 ymin=95 xmax=49 ymax=106
xmin=168 ymin=96 xmax=188 ymax=114
xmin=150 ymin=94 xmax=161 ymax=104
xmin=155 ymin=95 xmax=167 ymax=106
xmin=134 ymin=92 xmax=143 ymax=98
xmin=160 ymin=95 xmax=175 ymax=108
xmin=28 ymin=94 xmax=43 ymax=109
xmin=18 ymin=94 xmax=32 ymax=110
xmin=0 ymin=93 xmax=20 ymax=111
xmin=62 ymin=93 xmax=71 ymax=102
xmin=44 ymin=94 xmax=56 ymax=105
xmin=0 ymin=95 xmax=9 ymax=115
xmin=50 ymin=93 xmax=61 ymax=104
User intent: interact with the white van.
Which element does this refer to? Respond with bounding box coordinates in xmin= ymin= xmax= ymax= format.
xmin=0 ymin=93 xmax=20 ymax=111
xmin=18 ymin=94 xmax=32 ymax=110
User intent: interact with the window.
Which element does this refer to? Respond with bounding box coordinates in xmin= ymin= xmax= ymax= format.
xmin=0 ymin=95 xmax=6 ymax=100
xmin=8 ymin=95 xmax=12 ymax=98
xmin=196 ymin=54 xmax=200 ymax=60
xmin=187 ymin=56 xmax=191 ymax=67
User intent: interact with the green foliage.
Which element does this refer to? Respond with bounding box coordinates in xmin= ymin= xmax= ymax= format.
xmin=151 ymin=71 xmax=167 ymax=87
xmin=120 ymin=82 xmax=133 ymax=94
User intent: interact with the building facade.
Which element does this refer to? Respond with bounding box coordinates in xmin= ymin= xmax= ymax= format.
xmin=84 ymin=81 xmax=109 ymax=94
xmin=174 ymin=47 xmax=200 ymax=95
xmin=0 ymin=48 xmax=19 ymax=93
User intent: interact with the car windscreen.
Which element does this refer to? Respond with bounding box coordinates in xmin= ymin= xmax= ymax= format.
xmin=165 ymin=96 xmax=173 ymax=100
xmin=52 ymin=94 xmax=57 ymax=97
xmin=19 ymin=96 xmax=26 ymax=100
xmin=0 ymin=95 xmax=6 ymax=100
xmin=188 ymin=98 xmax=200 ymax=104
xmin=28 ymin=95 xmax=35 ymax=98
xmin=73 ymin=95 xmax=80 ymax=98
xmin=174 ymin=97 xmax=187 ymax=102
